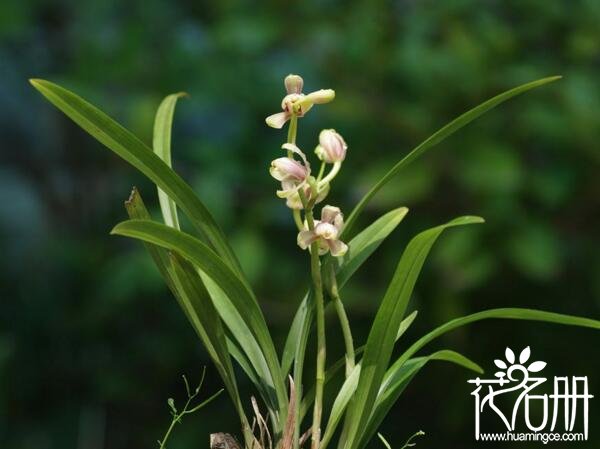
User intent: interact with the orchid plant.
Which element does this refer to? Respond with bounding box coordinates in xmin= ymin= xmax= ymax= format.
xmin=31 ymin=73 xmax=599 ymax=449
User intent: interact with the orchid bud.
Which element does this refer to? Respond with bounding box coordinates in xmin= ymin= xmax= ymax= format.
xmin=315 ymin=129 xmax=347 ymax=163
xmin=270 ymin=144 xmax=311 ymax=199
xmin=284 ymin=74 xmax=304 ymax=94
xmin=270 ymin=157 xmax=308 ymax=182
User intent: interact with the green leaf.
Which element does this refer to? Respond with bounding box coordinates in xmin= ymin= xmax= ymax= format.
xmin=110 ymin=218 xmax=288 ymax=429
xmin=396 ymin=308 xmax=600 ymax=372
xmin=320 ymin=364 xmax=361 ymax=449
xmin=343 ymin=216 xmax=484 ymax=449
xmin=359 ymin=350 xmax=481 ymax=449
xmin=29 ymin=79 xmax=242 ymax=275
xmin=149 ymin=94 xmax=281 ymax=422
xmin=342 ymin=76 xmax=561 ymax=238
xmin=354 ymin=309 xmax=600 ymax=449
xmin=334 ymin=207 xmax=409 ymax=288
xmin=169 ymin=254 xmax=248 ymax=413
xmin=124 ymin=188 xmax=249 ymax=432
xmin=321 ymin=349 xmax=479 ymax=449
xmin=153 ymin=92 xmax=186 ymax=229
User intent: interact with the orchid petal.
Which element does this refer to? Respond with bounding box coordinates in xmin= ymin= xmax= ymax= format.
xmin=328 ymin=239 xmax=348 ymax=257
xmin=297 ymin=230 xmax=318 ymax=250
xmin=321 ymin=205 xmax=342 ymax=224
xmin=314 ymin=222 xmax=339 ymax=240
xmin=266 ymin=112 xmax=290 ymax=129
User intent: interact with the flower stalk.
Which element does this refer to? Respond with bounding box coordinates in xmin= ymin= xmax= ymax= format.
xmin=298 ymin=189 xmax=327 ymax=449
xmin=267 ymin=74 xmax=349 ymax=449
xmin=327 ymin=264 xmax=355 ymax=378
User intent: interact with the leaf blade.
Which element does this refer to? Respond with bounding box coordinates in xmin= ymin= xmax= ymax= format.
xmin=359 ymin=350 xmax=482 ymax=449
xmin=110 ymin=218 xmax=288 ymax=428
xmin=342 ymin=76 xmax=561 ymax=238
xmin=29 ymin=79 xmax=241 ymax=274
xmin=124 ymin=188 xmax=249 ymax=431
xmin=397 ymin=308 xmax=600 ymax=371
xmin=153 ymin=92 xmax=186 ymax=229
xmin=343 ymin=216 xmax=484 ymax=449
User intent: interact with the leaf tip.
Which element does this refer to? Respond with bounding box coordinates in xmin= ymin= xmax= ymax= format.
xmin=125 ymin=186 xmax=139 ymax=206
xmin=109 ymin=223 xmax=124 ymax=236
xmin=29 ymin=78 xmax=44 ymax=89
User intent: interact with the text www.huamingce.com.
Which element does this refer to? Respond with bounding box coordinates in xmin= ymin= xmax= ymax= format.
xmin=478 ymin=432 xmax=585 ymax=444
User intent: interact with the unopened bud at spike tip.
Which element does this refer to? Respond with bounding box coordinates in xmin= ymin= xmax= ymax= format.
xmin=284 ymin=74 xmax=304 ymax=94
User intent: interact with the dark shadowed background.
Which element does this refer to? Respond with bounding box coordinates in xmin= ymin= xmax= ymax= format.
xmin=1 ymin=1 xmax=599 ymax=448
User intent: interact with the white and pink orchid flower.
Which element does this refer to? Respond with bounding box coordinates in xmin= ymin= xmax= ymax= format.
xmin=269 ymin=143 xmax=311 ymax=198
xmin=285 ymin=182 xmax=330 ymax=210
xmin=297 ymin=205 xmax=348 ymax=257
xmin=265 ymin=74 xmax=335 ymax=129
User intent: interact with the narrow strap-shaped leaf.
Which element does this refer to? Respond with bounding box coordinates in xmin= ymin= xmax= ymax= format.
xmin=282 ymin=208 xmax=409 ymax=376
xmin=124 ymin=189 xmax=249 ymax=438
xmin=169 ymin=254 xmax=246 ymax=409
xmin=30 ymin=79 xmax=242 ymax=276
xmin=225 ymin=336 xmax=262 ymax=394
xmin=358 ymin=350 xmax=482 ymax=449
xmin=342 ymin=76 xmax=561 ymax=238
xmin=201 ymin=272 xmax=281 ymax=419
xmin=343 ymin=216 xmax=484 ymax=449
xmin=395 ymin=308 xmax=600 ymax=374
xmin=334 ymin=207 xmax=408 ymax=288
xmin=355 ymin=309 xmax=600 ymax=449
xmin=320 ymin=365 xmax=361 ymax=449
xmin=149 ymin=93 xmax=281 ymax=429
xmin=291 ymin=292 xmax=313 ymax=448
xmin=110 ymin=218 xmax=288 ymax=427
xmin=283 ymin=293 xmax=312 ymax=377
xmin=153 ymin=92 xmax=186 ymax=229
xmin=322 ymin=350 xmax=480 ymax=449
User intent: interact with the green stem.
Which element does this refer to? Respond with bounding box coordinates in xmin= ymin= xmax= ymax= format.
xmin=328 ymin=265 xmax=355 ymax=378
xmin=316 ymin=162 xmax=326 ymax=182
xmin=159 ymin=394 xmax=193 ymax=449
xmin=159 ymin=418 xmax=178 ymax=449
xmin=293 ymin=209 xmax=304 ymax=231
xmin=310 ymin=247 xmax=325 ymax=449
xmin=287 ymin=114 xmax=298 ymax=149
xmin=299 ymin=190 xmax=325 ymax=449
xmin=287 ymin=111 xmax=302 ymax=449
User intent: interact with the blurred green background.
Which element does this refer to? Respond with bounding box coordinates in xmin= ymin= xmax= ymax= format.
xmin=1 ymin=0 xmax=599 ymax=448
